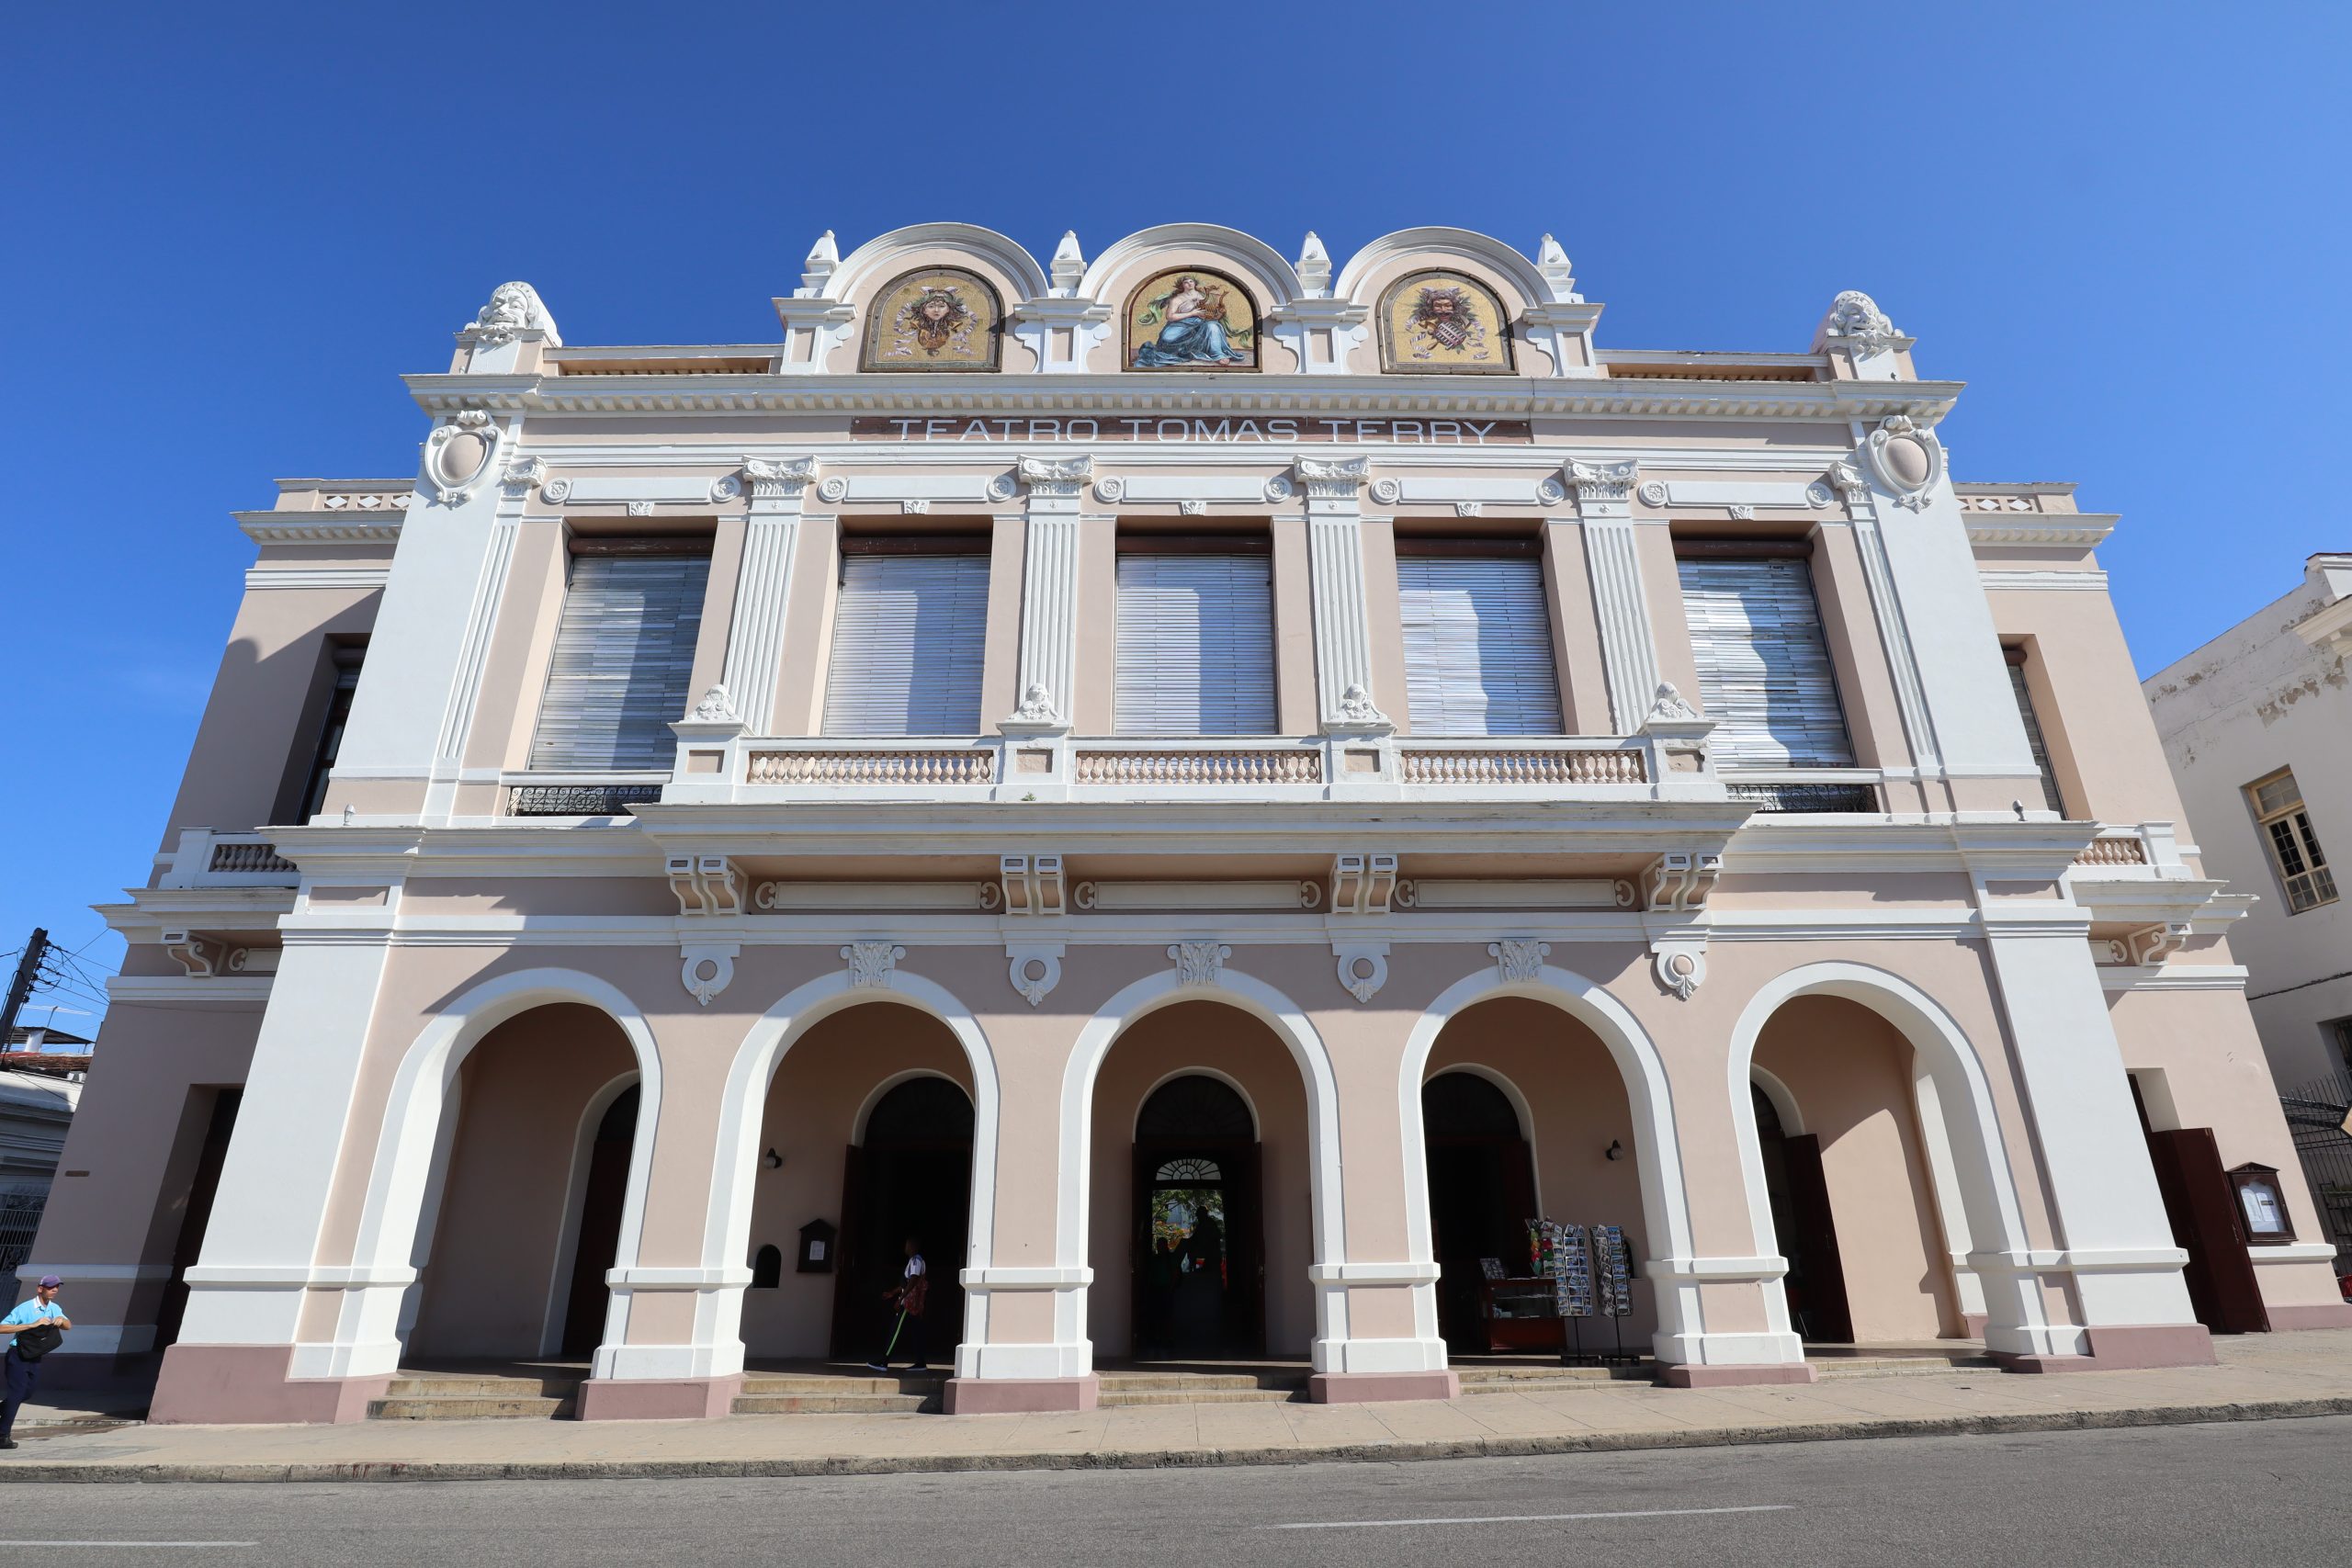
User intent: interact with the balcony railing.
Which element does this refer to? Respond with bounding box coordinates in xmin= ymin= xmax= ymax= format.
xmin=157 ymin=829 xmax=300 ymax=889
xmin=2070 ymin=822 xmax=2188 ymax=877
xmin=660 ymin=730 xmax=1715 ymax=807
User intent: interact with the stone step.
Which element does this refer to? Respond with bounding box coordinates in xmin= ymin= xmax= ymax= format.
xmin=1815 ymin=1356 xmax=1999 ymax=1380
xmin=1097 ymin=1372 xmax=1303 ymax=1393
xmin=383 ymin=1375 xmax=583 ymax=1399
xmin=1456 ymin=1366 xmax=1639 ymax=1391
xmin=368 ymin=1394 xmax=575 ymax=1421
xmin=1099 ymin=1387 xmax=1304 ymax=1406
xmin=730 ymin=1393 xmax=933 ymax=1416
xmin=739 ymin=1375 xmax=935 ymax=1398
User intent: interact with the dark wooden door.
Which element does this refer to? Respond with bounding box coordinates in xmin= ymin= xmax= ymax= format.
xmin=560 ymin=1104 xmax=636 ymax=1359
xmin=1781 ymin=1134 xmax=1855 ymax=1344
xmin=1133 ymin=1137 xmax=1262 ymax=1359
xmin=154 ymin=1088 xmax=242 ymax=1353
xmin=2145 ymin=1127 xmax=2270 ymax=1334
xmin=828 ymin=1145 xmax=867 ymax=1359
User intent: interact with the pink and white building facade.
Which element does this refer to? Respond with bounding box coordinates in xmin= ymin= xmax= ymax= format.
xmin=30 ymin=223 xmax=2349 ymax=1424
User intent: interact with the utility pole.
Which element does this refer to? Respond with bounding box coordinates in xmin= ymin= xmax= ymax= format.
xmin=0 ymin=928 xmax=50 ymax=1045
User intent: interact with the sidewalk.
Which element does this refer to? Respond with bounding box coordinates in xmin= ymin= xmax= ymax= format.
xmin=6 ymin=1331 xmax=2350 ymax=1484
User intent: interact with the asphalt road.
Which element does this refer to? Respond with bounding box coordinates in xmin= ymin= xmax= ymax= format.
xmin=0 ymin=1415 xmax=2346 ymax=1566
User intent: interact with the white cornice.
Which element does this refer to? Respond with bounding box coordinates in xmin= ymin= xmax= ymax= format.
xmin=1977 ymin=569 xmax=2110 ymax=592
xmin=1964 ymin=515 xmax=2117 ymax=547
xmin=403 ymin=371 xmax=1962 ymax=426
xmin=243 ymin=568 xmax=391 ymax=592
xmin=236 ymin=513 xmax=405 ymax=545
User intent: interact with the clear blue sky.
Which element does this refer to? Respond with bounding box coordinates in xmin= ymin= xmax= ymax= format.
xmin=5 ymin=2 xmax=2346 ymax=1030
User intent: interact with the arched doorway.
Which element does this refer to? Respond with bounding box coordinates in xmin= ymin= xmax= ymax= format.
xmin=408 ymin=1003 xmax=638 ymax=1363
xmin=1422 ymin=1073 xmax=1536 ymax=1351
xmin=1133 ymin=1075 xmax=1263 ymax=1359
xmin=831 ymin=1076 xmax=973 ymax=1359
xmin=559 ymin=1086 xmax=639 ymax=1359
xmin=1419 ymin=997 xmax=1661 ymax=1354
xmin=1750 ymin=1081 xmax=1852 ymax=1343
xmin=1750 ymin=995 xmax=1961 ymax=1342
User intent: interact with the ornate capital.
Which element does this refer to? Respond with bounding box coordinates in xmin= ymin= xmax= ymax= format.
xmin=1295 ymin=455 xmax=1371 ymax=501
xmin=1823 ymin=289 xmax=1903 ymax=357
xmin=1562 ymin=457 xmax=1639 ymax=505
xmin=1021 ymin=456 xmax=1091 ymax=501
xmin=742 ymin=456 xmax=817 ymax=502
xmin=501 ymin=455 xmax=548 ymax=500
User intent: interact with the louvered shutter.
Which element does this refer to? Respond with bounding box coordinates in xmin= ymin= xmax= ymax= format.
xmin=528 ymin=553 xmax=708 ymax=771
xmin=1114 ymin=554 xmax=1276 ymax=735
xmin=1676 ymin=558 xmax=1854 ymax=767
xmin=821 ymin=555 xmax=990 ymax=736
xmin=1397 ymin=558 xmax=1562 ymax=736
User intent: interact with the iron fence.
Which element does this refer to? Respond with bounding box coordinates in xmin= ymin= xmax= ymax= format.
xmin=0 ymin=1185 xmax=47 ymax=1283
xmin=2281 ymin=1071 xmax=2352 ymax=1276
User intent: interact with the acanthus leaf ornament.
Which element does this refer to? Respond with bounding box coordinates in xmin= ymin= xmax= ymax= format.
xmin=501 ymin=455 xmax=548 ymax=500
xmin=1169 ymin=941 xmax=1232 ymax=987
xmin=742 ymin=456 xmax=817 ymax=502
xmin=842 ymin=942 xmax=907 ymax=989
xmin=1562 ymin=458 xmax=1639 ymax=506
xmin=680 ymin=942 xmax=739 ymax=1007
xmin=1822 ymin=289 xmax=1903 ymax=358
xmin=1295 ymin=455 xmax=1371 ymax=501
xmin=1651 ymin=941 xmax=1707 ymax=1002
xmin=1332 ymin=942 xmax=1389 ymax=1003
xmin=691 ymin=683 xmax=739 ymax=723
xmin=1007 ymin=943 xmax=1064 ymax=1007
xmin=1488 ymin=939 xmax=1551 ymax=983
xmin=1645 ymin=682 xmax=1700 ymax=723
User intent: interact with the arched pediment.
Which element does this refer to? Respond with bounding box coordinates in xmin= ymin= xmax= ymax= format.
xmin=1334 ymin=226 xmax=1554 ymax=311
xmin=823 ymin=222 xmax=1049 ymax=306
xmin=1079 ymin=223 xmax=1302 ymax=314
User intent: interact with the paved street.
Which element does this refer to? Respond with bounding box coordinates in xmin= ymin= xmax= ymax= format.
xmin=0 ymin=1414 xmax=2344 ymax=1566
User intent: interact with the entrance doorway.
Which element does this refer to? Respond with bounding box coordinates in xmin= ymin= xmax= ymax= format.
xmin=1421 ymin=1072 xmax=1537 ymax=1352
xmin=558 ymin=1086 xmax=639 ymax=1359
xmin=1132 ymin=1075 xmax=1262 ymax=1359
xmin=830 ymin=1077 xmax=972 ymax=1360
xmin=1752 ymin=1083 xmax=1854 ymax=1343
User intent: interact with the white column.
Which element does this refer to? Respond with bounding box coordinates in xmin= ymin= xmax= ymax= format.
xmin=716 ymin=457 xmax=812 ymax=733
xmin=1566 ymin=459 xmax=1658 ymax=732
xmin=1297 ymin=457 xmax=1386 ymax=728
xmin=1012 ymin=457 xmax=1091 ymax=725
xmin=174 ymin=933 xmax=399 ymax=1377
xmin=1829 ymin=462 xmax=1943 ymax=771
xmin=337 ymin=412 xmax=529 ymax=820
xmin=1974 ymin=894 xmax=2200 ymax=1348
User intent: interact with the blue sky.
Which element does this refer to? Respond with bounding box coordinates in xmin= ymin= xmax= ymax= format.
xmin=5 ymin=2 xmax=2346 ymax=1029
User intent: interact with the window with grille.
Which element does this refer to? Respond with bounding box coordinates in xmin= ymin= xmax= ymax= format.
xmin=1114 ymin=547 xmax=1276 ymax=735
xmin=2248 ymin=769 xmax=2337 ymax=914
xmin=2004 ymin=647 xmax=2065 ymax=816
xmin=527 ymin=543 xmax=709 ymax=772
xmin=820 ymin=549 xmax=989 ymax=736
xmin=1676 ymin=555 xmax=1854 ymax=768
xmin=1396 ymin=550 xmax=1562 ymax=736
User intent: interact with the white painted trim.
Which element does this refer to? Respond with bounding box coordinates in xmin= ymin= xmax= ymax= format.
xmin=1747 ymin=1066 xmax=1804 ymax=1137
xmin=709 ymin=969 xmax=1001 ymax=1382
xmin=1057 ymin=965 xmax=1347 ymax=1371
xmin=1723 ymin=960 xmax=2070 ymax=1359
xmin=1419 ymin=1062 xmax=1544 ymax=1210
xmin=539 ymin=1071 xmax=639 ymax=1357
xmin=1131 ymin=1066 xmax=1262 ymax=1142
xmin=2248 ymin=1243 xmax=2340 ymax=1265
xmin=2099 ymin=964 xmax=2251 ymax=993
xmin=243 ymin=568 xmax=391 ymax=592
xmin=1398 ymin=962 xmax=1706 ymax=1367
xmin=330 ymin=968 xmax=666 ymax=1382
xmin=850 ymin=1067 xmax=965 ymax=1145
xmin=1978 ymin=570 xmax=2111 ymax=592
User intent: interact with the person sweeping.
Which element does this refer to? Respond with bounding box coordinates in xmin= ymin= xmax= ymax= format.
xmin=865 ymin=1235 xmax=930 ymax=1373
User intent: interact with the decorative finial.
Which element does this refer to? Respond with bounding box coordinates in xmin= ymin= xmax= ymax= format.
xmin=467 ymin=281 xmax=561 ymax=347
xmin=1822 ymin=289 xmax=1902 ymax=356
xmin=801 ymin=230 xmax=840 ymax=293
xmin=1296 ymin=231 xmax=1331 ymax=298
xmin=1536 ymin=234 xmax=1580 ymax=302
xmin=1050 ymin=230 xmax=1086 ymax=295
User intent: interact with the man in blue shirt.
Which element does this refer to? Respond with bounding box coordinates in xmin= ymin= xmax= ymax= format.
xmin=0 ymin=1275 xmax=70 ymax=1450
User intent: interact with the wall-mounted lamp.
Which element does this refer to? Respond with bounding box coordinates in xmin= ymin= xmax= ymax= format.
xmin=762 ymin=1146 xmax=784 ymax=1170
xmin=1605 ymin=1139 xmax=1624 ymax=1162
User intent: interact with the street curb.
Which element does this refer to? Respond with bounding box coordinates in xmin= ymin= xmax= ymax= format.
xmin=2 ymin=1395 xmax=2349 ymax=1484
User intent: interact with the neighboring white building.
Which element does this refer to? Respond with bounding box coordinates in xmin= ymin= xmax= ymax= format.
xmin=2146 ymin=556 xmax=2352 ymax=1097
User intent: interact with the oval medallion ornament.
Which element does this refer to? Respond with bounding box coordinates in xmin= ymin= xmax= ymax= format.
xmin=1861 ymin=414 xmax=1944 ymax=513
xmin=424 ymin=410 xmax=497 ymax=505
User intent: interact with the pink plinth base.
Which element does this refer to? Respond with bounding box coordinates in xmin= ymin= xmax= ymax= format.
xmin=574 ymin=1373 xmax=742 ymax=1421
xmin=1657 ymin=1361 xmax=1819 ymax=1389
xmin=149 ymin=1344 xmax=389 ymax=1425
xmin=1308 ymin=1370 xmax=1461 ymax=1404
xmin=942 ymin=1375 xmax=1099 ymax=1414
xmin=1962 ymin=1314 xmax=1990 ymax=1340
xmin=1996 ymin=1322 xmax=2217 ymax=1373
xmin=2268 ymin=1303 xmax=2352 ymax=1330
